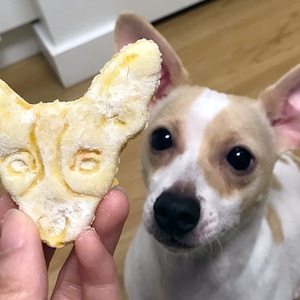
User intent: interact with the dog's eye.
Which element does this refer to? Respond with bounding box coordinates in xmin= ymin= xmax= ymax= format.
xmin=226 ymin=146 xmax=253 ymax=171
xmin=150 ymin=128 xmax=173 ymax=151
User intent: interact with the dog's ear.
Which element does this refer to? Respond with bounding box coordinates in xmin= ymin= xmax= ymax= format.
xmin=114 ymin=12 xmax=190 ymax=102
xmin=259 ymin=64 xmax=300 ymax=152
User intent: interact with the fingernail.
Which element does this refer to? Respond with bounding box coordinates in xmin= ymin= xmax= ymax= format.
xmin=83 ymin=226 xmax=98 ymax=237
xmin=76 ymin=227 xmax=99 ymax=243
xmin=0 ymin=193 xmax=14 ymax=207
xmin=1 ymin=209 xmax=26 ymax=253
xmin=83 ymin=226 xmax=96 ymax=233
xmin=112 ymin=185 xmax=126 ymax=194
xmin=103 ymin=186 xmax=126 ymax=203
xmin=0 ymin=192 xmax=10 ymax=201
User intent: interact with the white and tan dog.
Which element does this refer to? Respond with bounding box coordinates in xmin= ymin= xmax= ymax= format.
xmin=115 ymin=12 xmax=300 ymax=300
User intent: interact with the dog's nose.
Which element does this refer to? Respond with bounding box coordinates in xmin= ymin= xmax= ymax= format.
xmin=154 ymin=191 xmax=200 ymax=236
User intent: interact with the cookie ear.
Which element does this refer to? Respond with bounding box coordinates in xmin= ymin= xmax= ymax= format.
xmin=114 ymin=12 xmax=189 ymax=102
xmin=84 ymin=39 xmax=161 ymax=139
xmin=0 ymin=80 xmax=39 ymax=195
xmin=259 ymin=64 xmax=300 ymax=152
xmin=0 ymin=80 xmax=34 ymax=150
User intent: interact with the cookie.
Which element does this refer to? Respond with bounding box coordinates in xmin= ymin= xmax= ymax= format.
xmin=0 ymin=39 xmax=161 ymax=247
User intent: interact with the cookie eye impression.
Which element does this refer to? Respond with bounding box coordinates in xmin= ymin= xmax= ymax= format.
xmin=0 ymin=149 xmax=40 ymax=196
xmin=1 ymin=150 xmax=38 ymax=175
xmin=71 ymin=149 xmax=102 ymax=173
xmin=62 ymin=147 xmax=117 ymax=197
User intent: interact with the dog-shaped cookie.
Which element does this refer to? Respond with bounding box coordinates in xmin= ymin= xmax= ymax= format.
xmin=0 ymin=39 xmax=161 ymax=247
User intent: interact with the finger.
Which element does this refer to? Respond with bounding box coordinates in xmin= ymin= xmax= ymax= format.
xmin=75 ymin=228 xmax=121 ymax=300
xmin=93 ymin=187 xmax=129 ymax=254
xmin=51 ymin=187 xmax=129 ymax=299
xmin=0 ymin=193 xmax=17 ymax=225
xmin=51 ymin=249 xmax=82 ymax=300
xmin=0 ymin=193 xmax=56 ymax=267
xmin=0 ymin=209 xmax=48 ymax=299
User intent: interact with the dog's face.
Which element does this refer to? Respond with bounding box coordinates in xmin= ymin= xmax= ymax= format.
xmin=141 ymin=86 xmax=277 ymax=249
xmin=115 ymin=12 xmax=300 ymax=251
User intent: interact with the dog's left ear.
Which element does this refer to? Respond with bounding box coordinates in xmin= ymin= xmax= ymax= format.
xmin=114 ymin=12 xmax=190 ymax=102
xmin=259 ymin=64 xmax=300 ymax=152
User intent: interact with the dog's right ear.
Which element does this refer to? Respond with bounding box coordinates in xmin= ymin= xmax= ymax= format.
xmin=259 ymin=64 xmax=300 ymax=153
xmin=114 ymin=12 xmax=190 ymax=102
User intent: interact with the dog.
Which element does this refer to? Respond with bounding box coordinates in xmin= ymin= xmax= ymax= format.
xmin=115 ymin=12 xmax=300 ymax=300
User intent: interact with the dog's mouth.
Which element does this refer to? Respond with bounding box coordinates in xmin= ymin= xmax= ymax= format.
xmin=149 ymin=226 xmax=197 ymax=252
xmin=147 ymin=222 xmax=231 ymax=254
xmin=144 ymin=187 xmax=243 ymax=252
xmin=144 ymin=208 xmax=221 ymax=251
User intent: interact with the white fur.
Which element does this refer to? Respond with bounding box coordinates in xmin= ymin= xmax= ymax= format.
xmin=186 ymin=88 xmax=230 ymax=151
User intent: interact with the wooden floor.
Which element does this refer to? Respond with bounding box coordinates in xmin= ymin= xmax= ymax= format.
xmin=1 ymin=0 xmax=300 ymax=298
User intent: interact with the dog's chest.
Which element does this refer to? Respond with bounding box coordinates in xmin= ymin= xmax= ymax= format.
xmin=143 ymin=151 xmax=300 ymax=300
xmin=152 ymin=234 xmax=294 ymax=300
xmin=154 ymin=249 xmax=269 ymax=300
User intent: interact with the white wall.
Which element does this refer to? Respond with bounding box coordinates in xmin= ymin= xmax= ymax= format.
xmin=1 ymin=0 xmax=205 ymax=86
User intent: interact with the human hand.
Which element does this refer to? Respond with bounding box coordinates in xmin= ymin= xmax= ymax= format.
xmin=0 ymin=188 xmax=129 ymax=300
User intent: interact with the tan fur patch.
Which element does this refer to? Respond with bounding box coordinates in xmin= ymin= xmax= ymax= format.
xmin=292 ymin=149 xmax=300 ymax=157
xmin=271 ymin=175 xmax=283 ymax=191
xmin=290 ymin=149 xmax=300 ymax=170
xmin=279 ymin=155 xmax=289 ymax=164
xmin=142 ymin=86 xmax=205 ymax=182
xmin=199 ymin=95 xmax=276 ymax=199
xmin=266 ymin=204 xmax=284 ymax=244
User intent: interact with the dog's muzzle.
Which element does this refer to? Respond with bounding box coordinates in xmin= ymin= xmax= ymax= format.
xmin=154 ymin=190 xmax=201 ymax=237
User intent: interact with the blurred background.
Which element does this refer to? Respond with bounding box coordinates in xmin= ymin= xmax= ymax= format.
xmin=1 ymin=0 xmax=300 ymax=298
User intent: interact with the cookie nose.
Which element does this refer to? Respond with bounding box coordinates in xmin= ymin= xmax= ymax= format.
xmin=154 ymin=191 xmax=200 ymax=236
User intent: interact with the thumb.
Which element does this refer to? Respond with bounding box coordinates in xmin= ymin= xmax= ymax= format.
xmin=0 ymin=209 xmax=48 ymax=299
